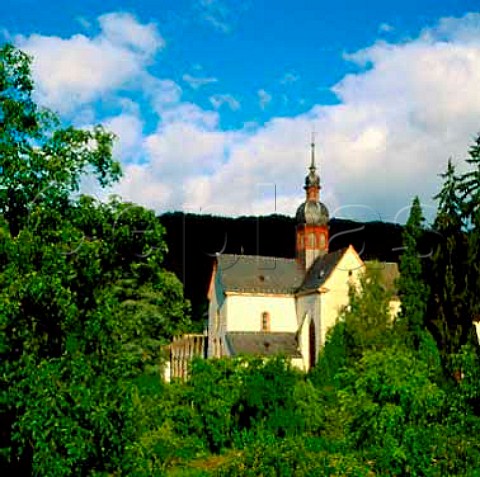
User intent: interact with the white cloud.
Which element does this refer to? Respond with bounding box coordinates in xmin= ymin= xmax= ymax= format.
xmin=160 ymin=103 xmax=219 ymax=129
xmin=98 ymin=12 xmax=164 ymax=54
xmin=258 ymin=89 xmax=272 ymax=109
xmin=115 ymin=12 xmax=480 ymax=223
xmin=424 ymin=12 xmax=480 ymax=44
xmin=114 ymin=117 xmax=232 ymax=211
xmin=145 ymin=78 xmax=183 ymax=114
xmin=14 ymin=12 xmax=164 ymax=113
xmin=182 ymin=73 xmax=218 ymax=89
xmin=13 ymin=10 xmax=480 ymax=224
xmin=209 ymin=93 xmax=240 ymax=110
xmin=106 ymin=111 xmax=145 ymax=162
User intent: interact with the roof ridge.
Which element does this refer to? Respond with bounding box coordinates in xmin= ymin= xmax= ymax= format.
xmin=219 ymin=253 xmax=296 ymax=262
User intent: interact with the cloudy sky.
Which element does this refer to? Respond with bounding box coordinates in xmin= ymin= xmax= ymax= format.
xmin=3 ymin=0 xmax=480 ymax=223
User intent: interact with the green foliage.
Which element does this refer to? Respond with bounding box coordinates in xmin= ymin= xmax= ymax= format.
xmin=429 ymin=160 xmax=470 ymax=356
xmin=342 ymin=265 xmax=395 ymax=358
xmin=397 ymin=196 xmax=430 ymax=348
xmin=1 ymin=199 xmax=191 ymax=475
xmin=234 ymin=356 xmax=302 ymax=438
xmin=311 ymin=320 xmax=347 ymax=386
xmin=313 ymin=264 xmax=394 ymax=388
xmin=0 ymin=44 xmax=121 ymax=238
xmin=336 ymin=345 xmax=480 ymax=476
xmin=187 ymin=358 xmax=244 ymax=453
xmin=181 ymin=357 xmax=305 ymax=452
xmin=456 ymin=136 xmax=480 ymax=342
xmin=0 ymin=44 xmax=191 ymax=475
xmin=216 ymin=436 xmax=373 ymax=477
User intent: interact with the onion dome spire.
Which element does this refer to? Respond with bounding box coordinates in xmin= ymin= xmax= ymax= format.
xmin=296 ymin=134 xmax=329 ymax=226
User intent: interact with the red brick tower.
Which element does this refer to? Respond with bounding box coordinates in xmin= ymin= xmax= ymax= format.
xmin=295 ymin=139 xmax=329 ymax=270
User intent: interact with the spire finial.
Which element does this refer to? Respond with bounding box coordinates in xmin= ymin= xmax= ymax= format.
xmin=310 ymin=130 xmax=316 ymax=170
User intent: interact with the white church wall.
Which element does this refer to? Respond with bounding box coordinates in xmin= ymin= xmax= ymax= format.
xmin=225 ymin=293 xmax=297 ymax=332
xmin=319 ymin=248 xmax=364 ymax=346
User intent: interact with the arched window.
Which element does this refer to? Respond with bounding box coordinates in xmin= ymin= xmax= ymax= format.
xmin=261 ymin=311 xmax=270 ymax=332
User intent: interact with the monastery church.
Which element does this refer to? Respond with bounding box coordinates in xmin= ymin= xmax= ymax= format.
xmin=167 ymin=142 xmax=399 ymax=379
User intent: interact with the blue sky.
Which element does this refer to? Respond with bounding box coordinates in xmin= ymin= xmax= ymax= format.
xmin=3 ymin=1 xmax=480 ymax=222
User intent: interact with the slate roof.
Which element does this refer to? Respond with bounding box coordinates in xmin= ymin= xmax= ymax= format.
xmin=216 ymin=250 xmax=351 ymax=295
xmin=225 ymin=332 xmax=302 ymax=358
xmin=217 ymin=254 xmax=304 ymax=294
xmin=298 ymin=248 xmax=348 ymax=292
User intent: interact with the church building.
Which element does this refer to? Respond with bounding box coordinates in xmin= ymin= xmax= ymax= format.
xmin=167 ymin=142 xmax=399 ymax=379
xmin=206 ymin=142 xmax=381 ymax=372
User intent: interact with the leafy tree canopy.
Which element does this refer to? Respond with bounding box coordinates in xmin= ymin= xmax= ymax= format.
xmin=0 ymin=44 xmax=190 ymax=475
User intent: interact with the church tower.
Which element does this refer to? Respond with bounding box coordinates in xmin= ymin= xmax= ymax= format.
xmin=295 ymin=139 xmax=329 ymax=270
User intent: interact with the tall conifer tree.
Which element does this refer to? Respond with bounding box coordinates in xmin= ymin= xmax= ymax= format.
xmin=397 ymin=196 xmax=429 ymax=347
xmin=457 ymin=135 xmax=480 ymax=330
xmin=430 ymin=160 xmax=468 ymax=355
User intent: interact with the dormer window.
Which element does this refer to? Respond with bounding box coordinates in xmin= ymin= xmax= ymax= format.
xmin=261 ymin=311 xmax=270 ymax=332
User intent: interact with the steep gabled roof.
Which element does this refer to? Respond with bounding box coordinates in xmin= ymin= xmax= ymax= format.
xmin=217 ymin=254 xmax=304 ymax=294
xmin=225 ymin=332 xmax=302 ymax=358
xmin=215 ymin=247 xmax=365 ymax=296
xmin=298 ymin=247 xmax=348 ymax=292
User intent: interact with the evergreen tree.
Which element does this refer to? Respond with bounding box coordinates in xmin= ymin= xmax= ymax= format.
xmin=457 ymin=135 xmax=480 ymax=330
xmin=429 ymin=160 xmax=469 ymax=356
xmin=397 ymin=196 xmax=429 ymax=347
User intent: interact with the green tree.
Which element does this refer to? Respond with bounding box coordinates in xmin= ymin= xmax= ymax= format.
xmin=457 ymin=135 xmax=480 ymax=336
xmin=0 ymin=44 xmax=190 ymax=475
xmin=429 ymin=160 xmax=470 ymax=356
xmin=0 ymin=44 xmax=121 ymax=238
xmin=338 ymin=346 xmax=449 ymax=475
xmin=397 ymin=196 xmax=430 ymax=348
xmin=342 ymin=265 xmax=394 ymax=358
xmin=313 ymin=264 xmax=394 ymax=385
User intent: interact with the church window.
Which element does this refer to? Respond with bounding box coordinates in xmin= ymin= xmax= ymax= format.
xmin=261 ymin=311 xmax=270 ymax=332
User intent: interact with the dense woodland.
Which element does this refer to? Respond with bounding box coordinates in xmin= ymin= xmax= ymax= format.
xmin=2 ymin=44 xmax=480 ymax=475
